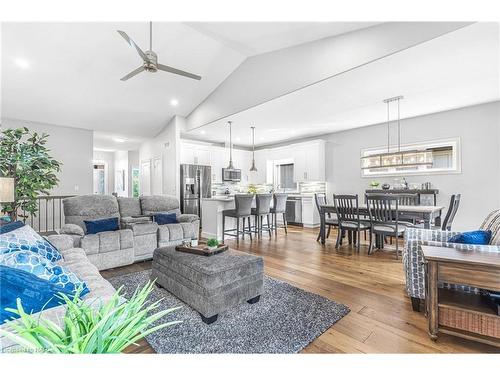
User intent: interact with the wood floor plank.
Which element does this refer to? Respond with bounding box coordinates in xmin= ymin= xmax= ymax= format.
xmin=101 ymin=226 xmax=499 ymax=354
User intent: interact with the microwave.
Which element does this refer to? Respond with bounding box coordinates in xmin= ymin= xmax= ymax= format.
xmin=222 ymin=168 xmax=241 ymax=181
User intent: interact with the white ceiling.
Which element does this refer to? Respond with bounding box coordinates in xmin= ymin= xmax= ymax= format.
xmin=186 ymin=22 xmax=500 ymax=147
xmin=184 ymin=22 xmax=380 ymax=56
xmin=1 ymin=22 xmax=377 ymax=151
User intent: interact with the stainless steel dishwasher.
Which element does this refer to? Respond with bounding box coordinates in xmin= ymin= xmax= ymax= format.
xmin=286 ymin=196 xmax=303 ymax=226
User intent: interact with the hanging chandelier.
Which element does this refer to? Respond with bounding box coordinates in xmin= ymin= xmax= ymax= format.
xmin=249 ymin=126 xmax=257 ymax=172
xmin=361 ymin=96 xmax=433 ymax=170
xmin=226 ymin=121 xmax=235 ymax=170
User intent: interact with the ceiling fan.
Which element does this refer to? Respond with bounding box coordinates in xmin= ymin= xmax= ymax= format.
xmin=117 ymin=22 xmax=202 ymax=81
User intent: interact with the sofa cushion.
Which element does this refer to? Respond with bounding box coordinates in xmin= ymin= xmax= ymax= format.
xmin=480 ymin=209 xmax=500 ymax=245
xmin=0 ymin=250 xmax=89 ymax=296
xmin=127 ymin=222 xmax=158 ymax=236
xmin=0 ymin=225 xmax=62 ymax=262
xmin=158 ymin=224 xmax=184 ymax=242
xmin=63 ymin=195 xmax=120 ymax=231
xmin=84 ymin=217 xmax=119 ymax=235
xmin=140 ymin=195 xmax=180 ymax=215
xmin=117 ymin=197 xmax=142 ymax=218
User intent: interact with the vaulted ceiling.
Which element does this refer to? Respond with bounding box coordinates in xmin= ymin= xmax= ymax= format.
xmin=1 ymin=21 xmax=377 ymax=150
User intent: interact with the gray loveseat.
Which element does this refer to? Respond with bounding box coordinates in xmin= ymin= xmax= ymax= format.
xmin=60 ymin=195 xmax=199 ymax=271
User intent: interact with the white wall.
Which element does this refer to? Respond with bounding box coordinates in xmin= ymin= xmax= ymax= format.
xmin=323 ymin=101 xmax=500 ymax=231
xmin=114 ymin=150 xmax=128 ymax=197
xmin=2 ymin=118 xmax=93 ymax=195
xmin=128 ymin=150 xmax=139 ymax=197
xmin=139 ymin=116 xmax=182 ymax=198
xmin=93 ymin=150 xmax=114 ymax=194
xmin=187 ymin=22 xmax=471 ymax=130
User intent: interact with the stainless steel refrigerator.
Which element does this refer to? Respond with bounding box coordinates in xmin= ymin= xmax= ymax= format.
xmin=180 ymin=164 xmax=211 ymax=226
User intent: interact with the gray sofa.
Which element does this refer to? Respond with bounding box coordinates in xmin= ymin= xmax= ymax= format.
xmin=0 ymin=234 xmax=117 ymax=352
xmin=60 ymin=195 xmax=199 ymax=271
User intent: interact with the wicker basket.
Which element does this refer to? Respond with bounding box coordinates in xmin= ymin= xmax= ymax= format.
xmin=439 ymin=306 xmax=500 ymax=338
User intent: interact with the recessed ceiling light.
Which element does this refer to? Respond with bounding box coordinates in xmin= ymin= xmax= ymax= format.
xmin=114 ymin=138 xmax=126 ymax=143
xmin=199 ymin=130 xmax=206 ymax=135
xmin=170 ymin=99 xmax=179 ymax=106
xmin=14 ymin=58 xmax=30 ymax=69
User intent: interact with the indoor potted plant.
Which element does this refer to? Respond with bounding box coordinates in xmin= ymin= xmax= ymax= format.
xmin=206 ymin=238 xmax=219 ymax=250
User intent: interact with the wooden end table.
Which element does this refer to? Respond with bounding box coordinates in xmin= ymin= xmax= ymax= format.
xmin=422 ymin=245 xmax=500 ymax=348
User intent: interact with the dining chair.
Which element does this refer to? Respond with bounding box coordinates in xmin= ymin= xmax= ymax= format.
xmin=251 ymin=193 xmax=273 ymax=238
xmin=314 ymin=193 xmax=338 ymax=242
xmin=270 ymin=193 xmax=288 ymax=235
xmin=366 ymin=194 xmax=414 ymax=259
xmin=333 ymin=194 xmax=370 ymax=252
xmin=440 ymin=193 xmax=461 ymax=231
xmin=222 ymin=194 xmax=254 ymax=244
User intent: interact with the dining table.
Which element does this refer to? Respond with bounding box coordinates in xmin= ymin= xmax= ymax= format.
xmin=319 ymin=204 xmax=445 ymax=245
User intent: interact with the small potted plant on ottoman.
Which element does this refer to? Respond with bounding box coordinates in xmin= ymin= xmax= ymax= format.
xmin=206 ymin=238 xmax=219 ymax=251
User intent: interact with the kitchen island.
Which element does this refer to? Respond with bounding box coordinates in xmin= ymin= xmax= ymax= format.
xmin=201 ymin=194 xmax=321 ymax=240
xmin=201 ymin=196 xmax=238 ymax=241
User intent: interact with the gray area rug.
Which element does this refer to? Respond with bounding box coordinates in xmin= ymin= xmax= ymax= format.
xmin=109 ymin=270 xmax=349 ymax=353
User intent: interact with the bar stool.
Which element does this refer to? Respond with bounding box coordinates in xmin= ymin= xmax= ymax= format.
xmin=251 ymin=193 xmax=273 ymax=238
xmin=270 ymin=193 xmax=288 ymax=235
xmin=222 ymin=194 xmax=254 ymax=244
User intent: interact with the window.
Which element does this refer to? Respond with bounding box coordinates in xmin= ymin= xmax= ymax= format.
xmin=361 ymin=138 xmax=461 ymax=177
xmin=93 ymin=163 xmax=107 ymax=195
xmin=277 ymin=163 xmax=296 ymax=190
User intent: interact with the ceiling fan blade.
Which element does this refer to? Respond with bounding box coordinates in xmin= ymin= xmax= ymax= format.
xmin=157 ymin=63 xmax=202 ymax=80
xmin=120 ymin=66 xmax=145 ymax=81
xmin=117 ymin=30 xmax=148 ymax=62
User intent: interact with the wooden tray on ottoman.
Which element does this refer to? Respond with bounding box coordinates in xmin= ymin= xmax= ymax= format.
xmin=175 ymin=242 xmax=228 ymax=256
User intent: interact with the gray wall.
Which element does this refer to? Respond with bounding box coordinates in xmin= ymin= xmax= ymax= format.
xmin=323 ymin=101 xmax=500 ymax=231
xmin=2 ymin=118 xmax=93 ymax=195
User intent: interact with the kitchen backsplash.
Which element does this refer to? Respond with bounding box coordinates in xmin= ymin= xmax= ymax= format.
xmin=298 ymin=181 xmax=326 ymax=193
xmin=212 ymin=181 xmax=326 ymax=195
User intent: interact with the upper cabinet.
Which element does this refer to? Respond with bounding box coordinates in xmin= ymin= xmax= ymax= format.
xmin=180 ymin=139 xmax=325 ymax=184
xmin=292 ymin=140 xmax=325 ymax=182
xmin=180 ymin=142 xmax=211 ymax=166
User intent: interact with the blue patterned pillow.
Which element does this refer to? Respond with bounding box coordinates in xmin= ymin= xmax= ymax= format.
xmin=0 ymin=251 xmax=89 ymax=295
xmin=0 ymin=265 xmax=80 ymax=323
xmin=0 ymin=224 xmax=62 ymax=262
xmin=449 ymin=230 xmax=492 ymax=245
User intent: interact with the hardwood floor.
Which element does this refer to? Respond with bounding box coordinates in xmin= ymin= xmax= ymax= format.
xmin=101 ymin=226 xmax=499 ymax=354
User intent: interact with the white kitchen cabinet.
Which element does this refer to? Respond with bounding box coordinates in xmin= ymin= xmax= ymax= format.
xmin=301 ymin=195 xmax=320 ymax=228
xmin=180 ymin=142 xmax=211 ymax=166
xmin=209 ymin=146 xmax=228 ymax=182
xmin=249 ymin=149 xmax=267 ymax=184
xmin=293 ymin=140 xmax=325 ymax=182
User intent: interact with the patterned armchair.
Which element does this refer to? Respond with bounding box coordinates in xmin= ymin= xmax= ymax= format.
xmin=403 ymin=209 xmax=500 ymax=311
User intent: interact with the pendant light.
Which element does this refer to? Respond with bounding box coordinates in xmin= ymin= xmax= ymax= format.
xmin=226 ymin=121 xmax=235 ymax=170
xmin=361 ymin=96 xmax=433 ymax=170
xmin=250 ymin=126 xmax=258 ymax=172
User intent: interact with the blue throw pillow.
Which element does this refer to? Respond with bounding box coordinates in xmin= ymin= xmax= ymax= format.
xmin=0 ymin=220 xmax=25 ymax=235
xmin=0 ymin=265 xmax=84 ymax=324
xmin=448 ymin=230 xmax=492 ymax=245
xmin=0 ymin=251 xmax=89 ymax=296
xmin=154 ymin=213 xmax=178 ymax=225
xmin=84 ymin=217 xmax=119 ymax=235
xmin=0 ymin=224 xmax=62 ymax=262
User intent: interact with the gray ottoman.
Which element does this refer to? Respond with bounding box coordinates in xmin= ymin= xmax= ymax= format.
xmin=151 ymin=246 xmax=264 ymax=324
